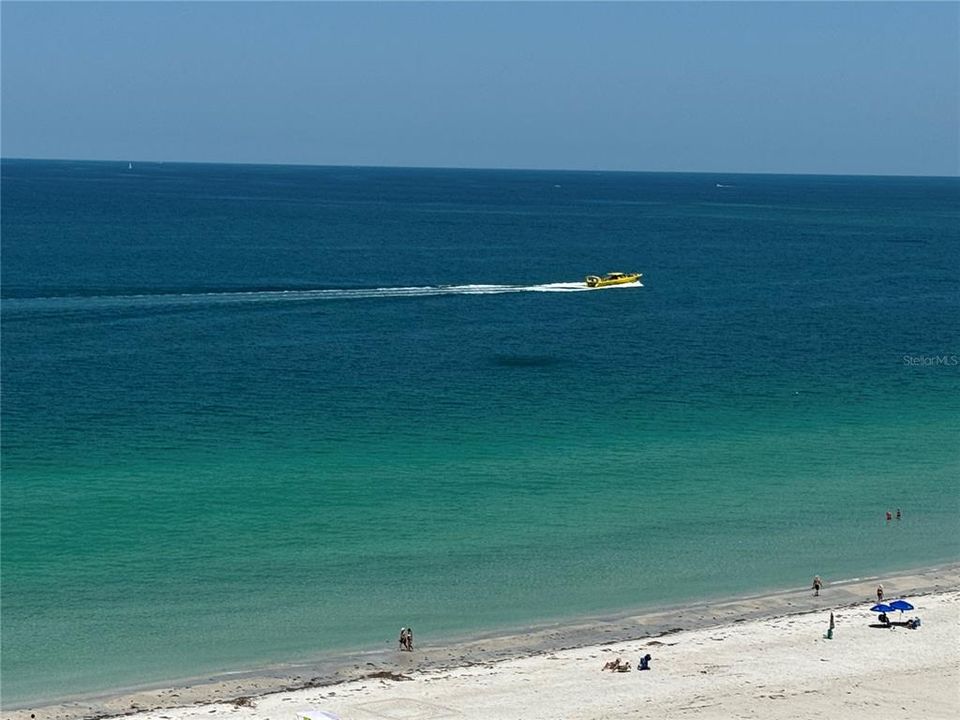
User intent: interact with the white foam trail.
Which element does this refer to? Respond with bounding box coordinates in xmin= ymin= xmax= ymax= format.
xmin=3 ymin=280 xmax=641 ymax=314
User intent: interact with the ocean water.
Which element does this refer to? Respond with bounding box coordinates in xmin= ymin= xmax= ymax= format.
xmin=2 ymin=160 xmax=958 ymax=706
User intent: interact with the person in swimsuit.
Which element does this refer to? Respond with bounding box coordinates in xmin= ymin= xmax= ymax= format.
xmin=812 ymin=576 xmax=822 ymax=596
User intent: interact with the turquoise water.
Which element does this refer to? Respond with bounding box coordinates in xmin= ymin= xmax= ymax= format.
xmin=2 ymin=161 xmax=959 ymax=706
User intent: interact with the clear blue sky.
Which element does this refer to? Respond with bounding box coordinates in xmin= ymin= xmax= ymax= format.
xmin=2 ymin=1 xmax=957 ymax=175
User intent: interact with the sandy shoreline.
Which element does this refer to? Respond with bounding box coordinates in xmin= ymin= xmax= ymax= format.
xmin=5 ymin=563 xmax=959 ymax=720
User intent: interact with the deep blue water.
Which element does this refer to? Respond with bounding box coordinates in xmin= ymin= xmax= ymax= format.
xmin=2 ymin=160 xmax=959 ymax=706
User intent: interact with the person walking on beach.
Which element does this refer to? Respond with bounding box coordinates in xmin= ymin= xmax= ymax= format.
xmin=399 ymin=628 xmax=408 ymax=651
xmin=877 ymin=584 xmax=884 ymax=602
xmin=812 ymin=575 xmax=822 ymax=597
xmin=406 ymin=627 xmax=414 ymax=651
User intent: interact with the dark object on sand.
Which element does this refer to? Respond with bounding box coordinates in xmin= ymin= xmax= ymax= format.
xmin=366 ymin=670 xmax=413 ymax=681
xmin=639 ymin=654 xmax=652 ymax=671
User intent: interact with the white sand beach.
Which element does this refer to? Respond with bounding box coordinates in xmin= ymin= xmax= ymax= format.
xmin=6 ymin=567 xmax=959 ymax=720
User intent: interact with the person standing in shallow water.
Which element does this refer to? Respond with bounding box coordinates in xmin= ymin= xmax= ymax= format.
xmin=399 ymin=628 xmax=408 ymax=651
xmin=812 ymin=576 xmax=822 ymax=596
xmin=877 ymin=584 xmax=884 ymax=602
xmin=406 ymin=627 xmax=414 ymax=651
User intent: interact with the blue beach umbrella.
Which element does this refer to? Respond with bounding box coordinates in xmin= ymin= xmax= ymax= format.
xmin=889 ymin=599 xmax=914 ymax=612
xmin=870 ymin=603 xmax=895 ymax=613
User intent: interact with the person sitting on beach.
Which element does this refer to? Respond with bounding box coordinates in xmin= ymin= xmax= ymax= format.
xmin=878 ymin=612 xmax=891 ymax=627
xmin=617 ymin=661 xmax=632 ymax=672
xmin=907 ymin=617 xmax=921 ymax=630
xmin=639 ymin=654 xmax=652 ymax=671
xmin=602 ymin=658 xmax=623 ymax=671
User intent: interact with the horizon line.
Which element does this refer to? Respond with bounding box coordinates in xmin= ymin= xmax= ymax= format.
xmin=2 ymin=156 xmax=957 ymax=180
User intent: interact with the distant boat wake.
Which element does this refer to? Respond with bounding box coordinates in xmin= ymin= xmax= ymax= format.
xmin=3 ymin=281 xmax=641 ymax=314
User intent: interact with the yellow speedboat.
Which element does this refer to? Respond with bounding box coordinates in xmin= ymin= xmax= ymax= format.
xmin=585 ymin=271 xmax=642 ymax=288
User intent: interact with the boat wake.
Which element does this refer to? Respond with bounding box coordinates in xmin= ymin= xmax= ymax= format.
xmin=3 ymin=280 xmax=642 ymax=315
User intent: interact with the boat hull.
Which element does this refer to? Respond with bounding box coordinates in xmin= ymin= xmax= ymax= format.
xmin=585 ymin=272 xmax=642 ymax=288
